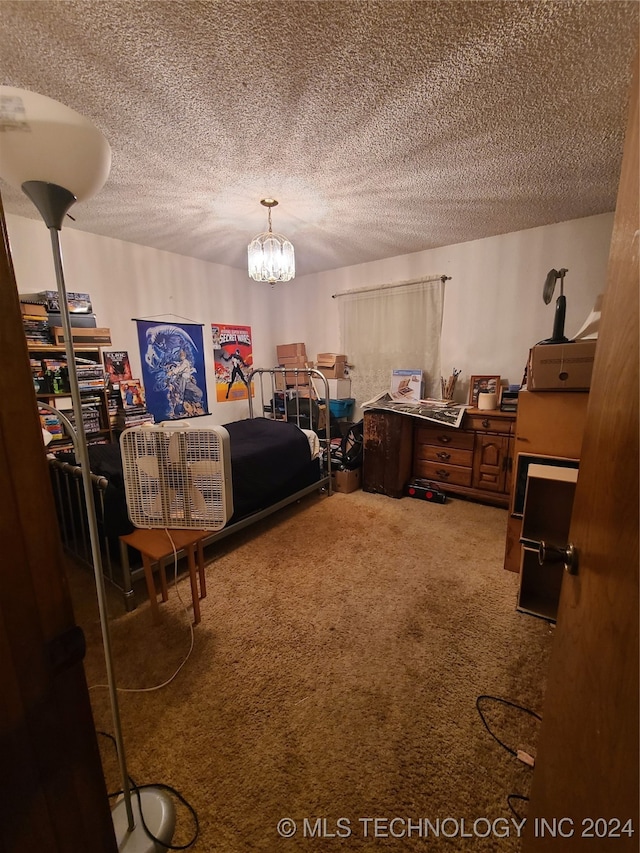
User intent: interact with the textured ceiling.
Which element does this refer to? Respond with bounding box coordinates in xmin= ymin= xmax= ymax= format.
xmin=1 ymin=1 xmax=638 ymax=278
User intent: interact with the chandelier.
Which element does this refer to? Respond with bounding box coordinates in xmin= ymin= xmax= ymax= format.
xmin=247 ymin=198 xmax=295 ymax=283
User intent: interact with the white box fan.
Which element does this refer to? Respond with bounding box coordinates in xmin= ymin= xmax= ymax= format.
xmin=120 ymin=424 xmax=233 ymax=530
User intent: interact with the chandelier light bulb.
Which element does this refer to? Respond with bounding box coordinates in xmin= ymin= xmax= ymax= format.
xmin=248 ymin=198 xmax=295 ymax=283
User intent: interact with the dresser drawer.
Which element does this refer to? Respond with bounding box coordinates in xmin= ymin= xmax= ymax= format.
xmin=414 ymin=443 xmax=473 ymax=467
xmin=414 ymin=460 xmax=473 ymax=487
xmin=465 ymin=414 xmax=513 ymax=435
xmin=414 ymin=425 xmax=475 ymax=451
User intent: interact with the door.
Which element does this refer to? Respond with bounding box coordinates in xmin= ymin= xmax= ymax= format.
xmin=472 ymin=433 xmax=509 ymax=493
xmin=0 ymin=195 xmax=118 ymax=851
xmin=523 ymin=60 xmax=638 ymax=849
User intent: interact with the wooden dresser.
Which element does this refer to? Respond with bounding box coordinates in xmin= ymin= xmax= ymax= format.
xmin=363 ymin=407 xmax=516 ymax=506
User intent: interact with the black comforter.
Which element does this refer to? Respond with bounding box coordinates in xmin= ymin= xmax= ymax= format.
xmin=224 ymin=418 xmax=316 ymax=519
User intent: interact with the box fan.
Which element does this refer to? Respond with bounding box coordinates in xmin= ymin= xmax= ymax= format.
xmin=120 ymin=423 xmax=233 ymax=530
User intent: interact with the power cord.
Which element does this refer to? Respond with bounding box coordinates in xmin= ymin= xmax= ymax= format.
xmin=476 ymin=694 xmax=542 ymax=823
xmin=507 ymin=793 xmax=529 ymax=821
xmin=98 ymin=730 xmax=199 ymax=850
xmin=90 ymin=529 xmax=196 ymax=694
xmin=475 ymin=694 xmax=541 ymax=763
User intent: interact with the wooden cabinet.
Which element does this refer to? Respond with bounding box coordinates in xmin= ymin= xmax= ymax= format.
xmin=363 ymin=410 xmax=414 ymax=498
xmin=413 ymin=425 xmax=474 ymax=487
xmin=363 ymin=407 xmax=516 ymax=506
xmin=412 ymin=409 xmax=515 ymax=507
xmin=503 ymin=389 xmax=589 ymax=573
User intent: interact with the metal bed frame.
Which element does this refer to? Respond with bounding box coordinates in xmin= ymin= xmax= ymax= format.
xmin=46 ymin=366 xmax=333 ymax=611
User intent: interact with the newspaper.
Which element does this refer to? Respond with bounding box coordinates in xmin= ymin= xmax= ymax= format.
xmin=362 ymin=391 xmax=468 ymax=428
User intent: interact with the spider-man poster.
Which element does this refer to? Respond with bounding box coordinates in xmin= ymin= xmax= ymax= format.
xmin=212 ymin=324 xmax=254 ymax=402
xmin=136 ymin=320 xmax=209 ymax=421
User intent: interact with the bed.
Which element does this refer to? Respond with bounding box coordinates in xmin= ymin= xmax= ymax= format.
xmin=47 ymin=366 xmax=333 ymax=609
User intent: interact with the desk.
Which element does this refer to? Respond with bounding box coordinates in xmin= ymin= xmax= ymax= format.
xmin=363 ymin=408 xmax=516 ymax=505
xmin=119 ymin=528 xmax=208 ymax=625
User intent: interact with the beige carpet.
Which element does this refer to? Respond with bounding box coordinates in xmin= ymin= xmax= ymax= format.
xmin=68 ymin=488 xmax=555 ymax=852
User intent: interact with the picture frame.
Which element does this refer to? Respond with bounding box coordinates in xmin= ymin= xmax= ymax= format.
xmin=468 ymin=374 xmax=500 ymax=407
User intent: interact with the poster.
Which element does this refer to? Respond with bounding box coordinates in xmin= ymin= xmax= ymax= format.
xmin=103 ymin=350 xmax=132 ymax=383
xmin=135 ymin=320 xmax=209 ymax=421
xmin=212 ymin=324 xmax=254 ymax=402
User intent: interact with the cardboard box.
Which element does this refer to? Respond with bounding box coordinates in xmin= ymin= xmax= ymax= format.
xmin=274 ymin=370 xmax=309 ymax=389
xmin=317 ymin=353 xmax=347 ymax=367
xmin=278 ymin=355 xmax=308 ymax=368
xmin=53 ymin=326 xmax=112 ymax=346
xmin=317 ymin=363 xmax=347 ymax=379
xmin=527 ymin=340 xmax=597 ymax=391
xmin=390 ymin=369 xmax=423 ymax=401
xmin=277 ymin=343 xmax=306 ymax=360
xmin=331 ymin=466 xmax=361 ymax=494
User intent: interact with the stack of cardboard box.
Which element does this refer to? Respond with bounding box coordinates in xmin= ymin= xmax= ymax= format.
xmin=276 ymin=342 xmax=310 ymax=388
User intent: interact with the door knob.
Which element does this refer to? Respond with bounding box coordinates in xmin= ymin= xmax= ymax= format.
xmin=538 ymin=541 xmax=578 ymax=574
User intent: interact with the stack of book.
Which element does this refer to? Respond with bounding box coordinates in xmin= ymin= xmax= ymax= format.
xmin=75 ymin=356 xmax=108 ymax=392
xmin=39 ymin=410 xmax=65 ymax=443
xmin=21 ymin=303 xmax=52 ymax=345
xmin=500 ymin=387 xmax=520 ymax=412
xmin=59 ymin=397 xmax=103 ymax=436
xmin=107 ymin=390 xmax=121 ymax=430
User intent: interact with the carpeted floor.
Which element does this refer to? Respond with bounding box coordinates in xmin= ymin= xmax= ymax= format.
xmin=68 ymin=488 xmax=555 ymax=852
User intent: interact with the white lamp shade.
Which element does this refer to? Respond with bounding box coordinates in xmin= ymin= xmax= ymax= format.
xmin=0 ymin=86 xmax=111 ymax=200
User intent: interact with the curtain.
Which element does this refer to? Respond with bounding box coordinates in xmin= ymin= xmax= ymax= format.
xmin=339 ymin=277 xmax=445 ymax=418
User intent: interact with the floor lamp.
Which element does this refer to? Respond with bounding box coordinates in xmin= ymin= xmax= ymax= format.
xmin=0 ymin=86 xmax=175 ymax=853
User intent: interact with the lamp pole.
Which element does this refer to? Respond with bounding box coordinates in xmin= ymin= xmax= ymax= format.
xmin=22 ymin=180 xmax=135 ymax=834
xmin=1 ymin=86 xmax=175 ymax=852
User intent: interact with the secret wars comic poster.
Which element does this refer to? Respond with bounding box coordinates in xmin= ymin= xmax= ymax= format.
xmin=212 ymin=324 xmax=254 ymax=402
xmin=135 ymin=320 xmax=209 ymax=421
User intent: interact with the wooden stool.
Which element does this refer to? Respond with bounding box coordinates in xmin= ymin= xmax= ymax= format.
xmin=119 ymin=528 xmax=208 ymax=625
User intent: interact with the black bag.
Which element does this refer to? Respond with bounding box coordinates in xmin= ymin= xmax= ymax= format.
xmin=332 ymin=419 xmax=363 ymax=470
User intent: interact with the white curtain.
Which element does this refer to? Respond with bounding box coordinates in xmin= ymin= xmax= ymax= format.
xmin=339 ymin=277 xmax=445 ymax=418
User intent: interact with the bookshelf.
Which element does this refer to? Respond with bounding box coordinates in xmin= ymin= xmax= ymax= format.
xmin=27 ymin=342 xmax=114 ymax=452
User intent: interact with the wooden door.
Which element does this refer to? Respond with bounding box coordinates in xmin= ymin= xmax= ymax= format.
xmin=472 ymin=433 xmax=509 ymax=493
xmin=0 ymin=196 xmax=117 ymax=852
xmin=523 ymin=60 xmax=638 ymax=849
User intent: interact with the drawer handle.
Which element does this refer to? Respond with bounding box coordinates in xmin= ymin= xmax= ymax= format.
xmin=436 ymin=451 xmax=451 ymax=460
xmin=482 ymin=419 xmax=491 ymax=428
xmin=438 ymin=435 xmax=452 ymax=444
xmin=435 ymin=469 xmax=450 ymax=478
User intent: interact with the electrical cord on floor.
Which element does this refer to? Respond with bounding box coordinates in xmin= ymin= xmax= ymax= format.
xmin=475 ymin=694 xmax=541 ymax=764
xmin=90 ymin=529 xmax=196 ymax=694
xmin=507 ymin=793 xmax=529 ymax=821
xmin=476 ymin=695 xmax=541 ymax=826
xmin=98 ymin=730 xmax=199 ymax=850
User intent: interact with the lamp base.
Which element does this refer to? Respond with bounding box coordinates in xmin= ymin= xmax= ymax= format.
xmin=112 ymin=788 xmax=176 ymax=853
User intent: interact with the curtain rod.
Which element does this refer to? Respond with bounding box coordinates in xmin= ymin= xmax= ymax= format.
xmin=331 ymin=274 xmax=451 ymax=299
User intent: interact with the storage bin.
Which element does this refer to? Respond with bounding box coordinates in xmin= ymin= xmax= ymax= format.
xmin=328 ymin=398 xmax=354 ymax=418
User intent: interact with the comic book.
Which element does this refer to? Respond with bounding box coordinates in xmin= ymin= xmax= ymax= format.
xmin=103 ymin=350 xmax=133 ymax=383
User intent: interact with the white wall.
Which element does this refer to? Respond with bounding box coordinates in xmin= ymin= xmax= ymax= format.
xmin=6 ymin=213 xmax=277 ymax=425
xmin=8 ymin=210 xmax=613 ymax=413
xmin=277 ymin=212 xmax=614 ymax=402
